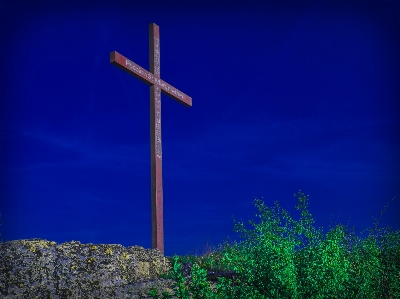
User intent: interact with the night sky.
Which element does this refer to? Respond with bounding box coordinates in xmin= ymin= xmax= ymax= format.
xmin=1 ymin=0 xmax=399 ymax=258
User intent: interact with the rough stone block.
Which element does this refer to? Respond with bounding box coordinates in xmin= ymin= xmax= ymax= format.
xmin=0 ymin=238 xmax=176 ymax=298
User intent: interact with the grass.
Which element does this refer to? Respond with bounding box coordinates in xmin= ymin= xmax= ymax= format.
xmin=148 ymin=190 xmax=400 ymax=299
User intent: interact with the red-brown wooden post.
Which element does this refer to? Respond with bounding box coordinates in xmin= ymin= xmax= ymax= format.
xmin=110 ymin=23 xmax=192 ymax=254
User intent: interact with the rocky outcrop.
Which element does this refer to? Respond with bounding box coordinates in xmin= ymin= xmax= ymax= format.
xmin=0 ymin=238 xmax=177 ymax=298
xmin=0 ymin=239 xmax=245 ymax=298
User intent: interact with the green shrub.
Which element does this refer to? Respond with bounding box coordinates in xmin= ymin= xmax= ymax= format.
xmin=151 ymin=191 xmax=400 ymax=299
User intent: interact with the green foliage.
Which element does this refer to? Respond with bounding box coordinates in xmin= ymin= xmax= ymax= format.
xmin=151 ymin=191 xmax=400 ymax=299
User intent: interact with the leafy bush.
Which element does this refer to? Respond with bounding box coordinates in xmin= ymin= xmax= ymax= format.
xmin=149 ymin=191 xmax=400 ymax=299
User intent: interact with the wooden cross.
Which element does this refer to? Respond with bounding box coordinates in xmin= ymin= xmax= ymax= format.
xmin=110 ymin=23 xmax=192 ymax=254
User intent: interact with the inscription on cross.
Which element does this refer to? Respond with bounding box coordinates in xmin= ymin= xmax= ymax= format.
xmin=110 ymin=23 xmax=192 ymax=254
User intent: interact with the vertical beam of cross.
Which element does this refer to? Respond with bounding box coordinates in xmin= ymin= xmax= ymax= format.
xmin=149 ymin=24 xmax=163 ymax=254
xmin=110 ymin=23 xmax=192 ymax=254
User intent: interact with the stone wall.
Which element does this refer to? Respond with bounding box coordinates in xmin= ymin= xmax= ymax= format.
xmin=0 ymin=238 xmax=178 ymax=298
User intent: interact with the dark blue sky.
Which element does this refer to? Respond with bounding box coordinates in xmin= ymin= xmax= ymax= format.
xmin=1 ymin=0 xmax=399 ymax=258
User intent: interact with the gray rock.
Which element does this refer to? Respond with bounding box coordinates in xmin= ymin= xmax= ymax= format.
xmin=0 ymin=238 xmax=177 ymax=298
xmin=0 ymin=239 xmax=245 ymax=298
xmin=179 ymin=262 xmax=194 ymax=277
